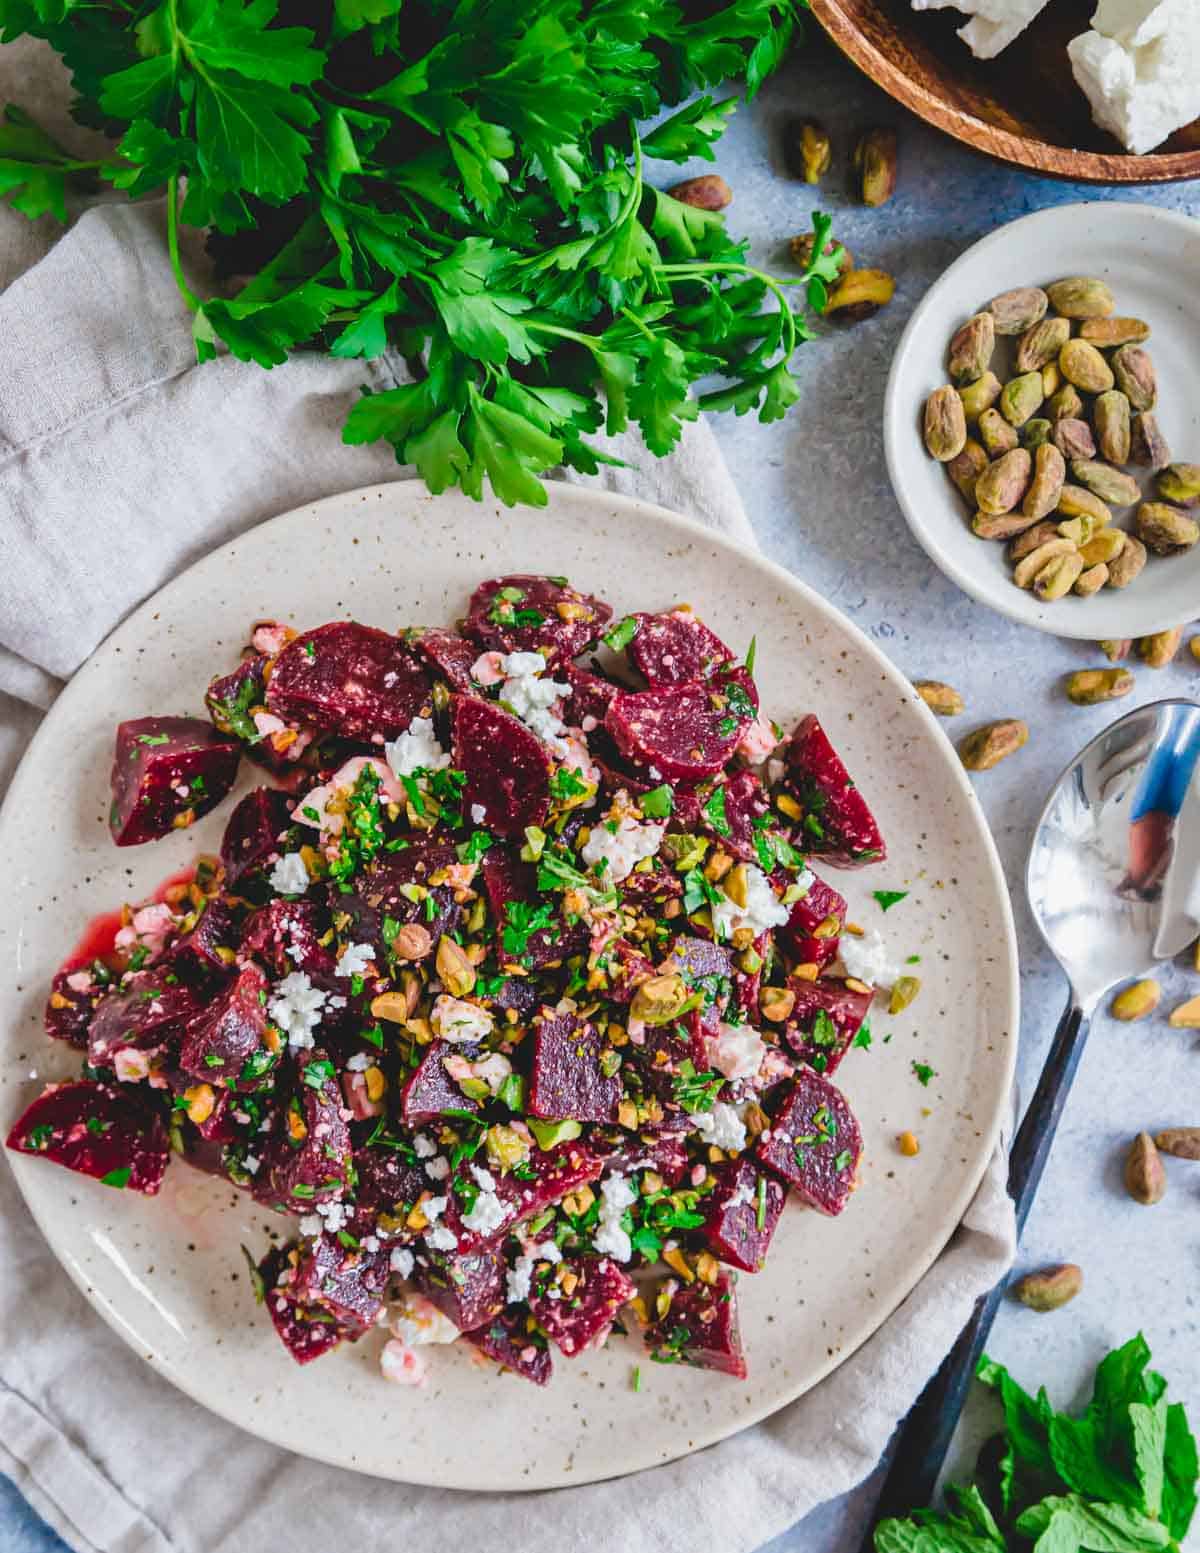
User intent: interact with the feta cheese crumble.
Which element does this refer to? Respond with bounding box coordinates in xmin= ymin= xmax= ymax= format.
xmin=706 ymin=1023 xmax=767 ymax=1081
xmin=837 ymin=928 xmax=899 ymax=989
xmin=461 ymin=1183 xmax=508 ymax=1236
xmin=389 ymin=1248 xmax=415 ymax=1279
xmin=267 ymin=971 xmax=328 ymax=1048
xmin=693 ymin=1101 xmax=748 ymax=1153
xmin=580 ymin=816 xmax=666 ymax=883
xmin=710 ymin=864 xmax=790 ymax=941
xmin=268 ymin=851 xmax=310 ymax=897
xmin=336 ymin=941 xmax=375 ymax=978
xmin=591 ymin=1172 xmax=638 ymax=1263
xmin=506 ymin=1240 xmax=562 ymax=1304
xmin=499 ymin=651 xmax=572 ymax=757
xmin=385 ymin=715 xmax=451 ymax=780
xmin=431 ymin=994 xmax=494 ymax=1044
xmin=391 ymin=1292 xmax=461 ymax=1346
xmin=1068 ymin=0 xmax=1200 ymax=153
xmin=910 ymin=0 xmax=1052 ymax=59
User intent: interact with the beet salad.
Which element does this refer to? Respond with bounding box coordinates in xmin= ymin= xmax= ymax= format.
xmin=7 ymin=575 xmax=900 ymax=1387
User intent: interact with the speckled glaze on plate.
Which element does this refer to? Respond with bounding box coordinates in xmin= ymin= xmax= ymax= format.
xmin=0 ymin=482 xmax=1018 ymax=1490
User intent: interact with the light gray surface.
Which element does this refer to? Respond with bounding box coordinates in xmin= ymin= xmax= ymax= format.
xmin=1 ymin=26 xmax=1198 ymax=1553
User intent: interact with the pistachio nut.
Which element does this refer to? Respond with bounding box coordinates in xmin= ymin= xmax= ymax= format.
xmin=999 ymin=371 xmax=1045 ymax=428
xmin=667 ymin=173 xmax=731 ymax=210
xmin=973 ymin=510 xmax=1040 ymax=540
xmin=988 ymin=285 xmax=1048 ymax=335
xmin=1136 ymin=501 xmax=1200 ymax=556
xmin=1156 ymin=462 xmax=1200 ymax=507
xmin=790 ymin=233 xmax=851 ymax=276
xmin=1042 ymin=362 xmax=1062 ymax=398
xmin=1012 ymin=1263 xmax=1083 ymax=1313
xmin=1033 ymin=550 xmax=1084 ymax=601
xmin=1107 ymin=534 xmax=1147 ymax=589
xmin=1022 ymin=418 xmax=1053 ymax=450
xmin=436 ymin=936 xmax=477 ymax=997
xmin=1099 ymin=638 xmax=1133 ymax=661
xmin=1057 ymin=513 xmax=1099 ymax=547
xmin=759 ymin=985 xmax=796 ymax=1022
xmin=1074 ymin=562 xmax=1109 ymax=597
xmin=787 ymin=119 xmax=831 ymax=184
xmin=1111 ymin=979 xmax=1160 ymax=1020
xmin=1155 ymin=1128 xmax=1200 ymax=1160
xmin=1129 ymin=411 xmax=1171 ymax=471
xmin=1111 ymin=343 xmax=1156 ymax=411
xmin=1138 ymin=629 xmax=1182 ymax=669
xmin=1015 ymin=315 xmax=1070 ymax=374
xmin=1057 ymin=483 xmax=1113 ymax=526
xmin=946 ymin=439 xmax=987 ymax=505
xmin=923 ymin=385 xmax=968 ymax=462
xmin=1059 ymin=338 xmax=1115 ymax=394
xmin=1064 ymin=667 xmax=1134 ymax=704
xmin=1093 ymin=390 xmax=1132 ymax=465
xmin=1078 ymin=528 xmax=1127 ymax=567
xmin=1045 ymin=275 xmax=1115 ymax=319
xmin=975 ymin=447 xmax=1032 ymax=514
xmin=1046 ymin=384 xmax=1084 ymax=423
xmin=947 ymin=311 xmax=996 ymax=384
xmin=1070 ymin=459 xmax=1140 ymax=508
xmin=1052 ymin=417 xmax=1097 ymax=461
xmin=854 ymin=127 xmax=897 ymax=206
xmin=1013 ymin=536 xmax=1075 ymax=588
xmin=888 ymin=975 xmax=920 ymax=1014
xmin=912 ymin=680 xmax=965 ymax=716
xmin=1079 ymin=315 xmax=1150 ymax=347
xmin=1124 ymin=1131 xmax=1166 ymax=1206
xmin=959 ymin=718 xmax=1028 ymax=770
xmin=1169 ymin=994 xmax=1200 ymax=1028
xmin=958 ymin=370 xmax=1002 ymax=422
xmin=392 ymin=922 xmax=433 ymax=961
xmin=630 ymin=972 xmax=690 ymax=1025
xmin=1007 ymin=520 xmax=1059 ymax=562
xmin=978 ymin=407 xmax=1018 ymax=457
xmin=824 ymin=267 xmax=895 ymax=321
xmin=1022 ymin=442 xmax=1066 ymax=521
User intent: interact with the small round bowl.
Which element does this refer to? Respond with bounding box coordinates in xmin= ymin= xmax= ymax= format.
xmin=884 ymin=202 xmax=1200 ymax=641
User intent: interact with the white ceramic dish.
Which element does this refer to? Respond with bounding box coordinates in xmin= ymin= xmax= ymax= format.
xmin=884 ymin=202 xmax=1200 ymax=641
xmin=0 ymin=482 xmax=1019 ymax=1489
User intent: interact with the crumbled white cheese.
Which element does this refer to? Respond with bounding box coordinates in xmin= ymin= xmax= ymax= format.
xmin=425 ymin=1156 xmax=450 ymax=1181
xmin=431 ymin=994 xmax=494 ymax=1044
xmin=336 ymin=941 xmax=375 ymax=978
xmin=267 ymin=971 xmax=328 ymax=1048
xmin=385 ymin=715 xmax=451 ymax=780
xmin=911 ymin=0 xmax=1052 ymax=58
xmin=345 ymin=1051 xmax=372 ymax=1072
xmin=413 ymin=1133 xmax=436 ymax=1158
xmin=470 ymin=803 xmax=487 ymax=825
xmin=499 ymin=651 xmax=572 ymax=757
xmin=580 ymin=815 xmax=665 ymax=883
xmin=315 ymin=1197 xmax=349 ymax=1233
xmin=591 ymin=1172 xmax=638 ymax=1263
xmin=470 ymin=1163 xmax=497 ymax=1191
xmin=461 ymin=1185 xmax=508 ymax=1236
xmin=711 ymin=864 xmax=790 ymax=942
xmin=426 ymin=1223 xmax=458 ymax=1252
xmin=298 ymin=1213 xmax=323 ymax=1237
xmin=706 ymin=1023 xmax=767 ymax=1081
xmin=268 ymin=851 xmax=310 ymax=897
xmin=506 ymin=1240 xmax=563 ymax=1304
xmin=727 ymin=1175 xmax=756 ymax=1209
xmin=837 ymin=929 xmax=898 ymax=990
xmin=693 ymin=1101 xmax=747 ymax=1153
xmin=389 ymin=1247 xmax=415 ymax=1279
xmin=391 ymin=1292 xmax=461 ymax=1347
xmin=1068 ymin=0 xmax=1200 ymax=153
xmin=379 ymin=1339 xmax=427 ymax=1386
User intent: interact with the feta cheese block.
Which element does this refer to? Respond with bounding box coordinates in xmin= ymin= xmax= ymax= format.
xmin=1068 ymin=0 xmax=1200 ymax=154
xmin=909 ymin=0 xmax=1053 ymax=59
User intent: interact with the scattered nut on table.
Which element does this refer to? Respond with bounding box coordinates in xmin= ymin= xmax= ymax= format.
xmin=1012 ymin=1263 xmax=1083 ymax=1312
xmin=1124 ymin=1132 xmax=1166 ymax=1206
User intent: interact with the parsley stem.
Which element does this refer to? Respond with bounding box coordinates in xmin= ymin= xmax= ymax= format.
xmin=166 ymin=174 xmax=199 ymax=313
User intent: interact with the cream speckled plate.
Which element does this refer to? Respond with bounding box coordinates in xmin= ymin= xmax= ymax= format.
xmin=0 ymin=482 xmax=1018 ymax=1490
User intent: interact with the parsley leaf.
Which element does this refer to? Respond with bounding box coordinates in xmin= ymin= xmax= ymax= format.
xmin=872 ymin=889 xmax=908 ymax=912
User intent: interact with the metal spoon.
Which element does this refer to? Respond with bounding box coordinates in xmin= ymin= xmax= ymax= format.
xmin=861 ymin=696 xmax=1200 ymax=1539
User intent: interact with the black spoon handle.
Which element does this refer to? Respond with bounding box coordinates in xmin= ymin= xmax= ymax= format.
xmin=859 ymin=995 xmax=1090 ymax=1539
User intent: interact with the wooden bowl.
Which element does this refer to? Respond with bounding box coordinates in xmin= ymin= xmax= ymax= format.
xmin=807 ymin=0 xmax=1200 ymax=184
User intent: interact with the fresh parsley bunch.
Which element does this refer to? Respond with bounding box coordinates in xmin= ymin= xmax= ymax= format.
xmin=0 ymin=0 xmax=840 ymax=505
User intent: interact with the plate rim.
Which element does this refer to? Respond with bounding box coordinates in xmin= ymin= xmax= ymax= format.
xmin=883 ymin=200 xmax=1200 ymax=641
xmin=1 ymin=479 xmax=1021 ymax=1488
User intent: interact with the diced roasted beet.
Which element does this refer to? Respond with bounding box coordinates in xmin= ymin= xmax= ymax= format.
xmin=109 ymin=717 xmax=240 ymax=846
xmin=463 ymin=575 xmax=612 ymax=663
xmin=778 ymin=870 xmax=847 ymax=971
xmin=481 ymin=847 xmax=587 ymax=972
xmin=291 ymin=1232 xmax=391 ymax=1336
xmin=631 ymin=1018 xmax=710 ymax=1103
xmin=604 ymin=669 xmax=756 ymax=782
xmin=702 ymin=1158 xmax=786 ymax=1273
xmin=220 ymin=787 xmax=294 ymax=889
xmin=697 ymin=769 xmax=770 ymax=862
xmin=755 ymin=1069 xmax=862 ymax=1216
xmin=266 ymin=622 xmax=432 ymax=741
xmin=351 ymin=1146 xmax=429 ymax=1220
xmin=407 ymin=627 xmax=481 ymax=692
xmin=528 ymin=1014 xmax=621 ymax=1123
xmin=445 ymin=1143 xmax=604 ymax=1253
xmin=44 ymin=966 xmax=108 ymax=1049
xmin=645 ymin=1267 xmax=746 ymax=1378
xmin=340 ymin=839 xmax=461 ymax=960
xmin=561 ymin=662 xmax=619 ymax=726
xmin=669 ymin=934 xmax=735 ymax=988
xmin=206 ymin=656 xmax=312 ymax=779
xmin=255 ymin=1051 xmax=352 ymax=1210
xmin=618 ymin=860 xmax=685 ymax=909
xmin=782 ymin=978 xmax=873 ymax=1077
xmin=528 ymin=1256 xmax=635 ymax=1356
xmin=87 ymin=972 xmax=205 ymax=1068
xmin=179 ymin=964 xmax=277 ymax=1091
xmin=492 ymin=974 xmax=540 ymax=1020
xmin=6 ymin=1081 xmax=170 ymax=1194
xmin=594 ymin=938 xmax=655 ymax=1003
xmin=452 ymin=695 xmax=551 ymax=838
xmin=415 ymin=1247 xmax=505 ymax=1332
xmin=465 ymin=1309 xmax=553 ymax=1385
xmin=614 ymin=1130 xmax=690 ymax=1186
xmin=731 ymin=931 xmax=769 ymax=1022
xmin=625 ymin=609 xmax=733 ymax=686
xmin=259 ymin=1245 xmax=346 ymax=1365
xmin=240 ymin=898 xmax=335 ymax=979
xmin=400 ymin=1041 xmax=480 ymax=1127
xmin=784 ymin=715 xmax=886 ymax=868
xmin=170 ymin=897 xmax=239 ymax=978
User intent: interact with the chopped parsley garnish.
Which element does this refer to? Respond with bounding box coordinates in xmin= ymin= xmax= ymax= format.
xmin=682 ymin=867 xmax=723 ymax=916
xmin=852 ymin=1022 xmax=873 ymax=1051
xmin=382 ymin=916 xmax=401 ymax=948
xmin=604 ymin=616 xmax=640 ymax=652
xmin=100 ymin=1166 xmax=132 ymax=1189
xmin=457 ymin=829 xmax=495 ymax=864
xmin=672 ymin=1058 xmax=724 ymax=1114
xmin=204 ymin=1053 xmax=226 ymax=1068
xmin=26 ymin=1123 xmax=54 ymax=1151
xmin=833 ymin=1149 xmax=852 ymax=1173
xmin=304 ymin=640 xmax=317 ymax=660
xmin=872 ymin=890 xmax=908 ymax=912
xmin=126 ymin=944 xmax=149 ymax=972
xmin=208 ymin=671 xmax=260 ymax=742
xmin=290 ymin=1183 xmax=316 ymax=1199
xmin=810 ymin=1009 xmax=839 ymax=1049
xmin=912 ymin=1061 xmax=936 ymax=1087
xmin=302 ymin=1058 xmax=336 ymax=1090
xmin=744 ymin=636 xmax=757 ymax=675
xmin=327 ymin=763 xmax=386 ymax=892
xmin=240 ymin=1245 xmax=266 ymax=1303
xmin=502 ymin=899 xmax=556 ymax=959
xmin=549 ymin=767 xmax=589 ymax=803
xmin=701 ymin=784 xmax=731 ymax=837
xmin=640 ymin=783 xmax=674 ymax=818
xmin=536 ymin=847 xmax=618 ymax=907
xmin=136 ymin=732 xmax=170 ymax=746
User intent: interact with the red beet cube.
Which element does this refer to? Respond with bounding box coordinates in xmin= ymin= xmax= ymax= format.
xmin=255 ymin=1051 xmax=352 ymax=1210
xmin=528 ymin=1013 xmax=621 ymax=1123
xmin=170 ymin=897 xmax=239 ymax=978
xmin=414 ymin=1247 xmax=505 ymax=1332
xmin=266 ymin=622 xmax=432 ymax=740
xmin=702 ymin=1158 xmax=786 ymax=1272
xmin=259 ymin=1245 xmax=346 ymax=1365
xmin=45 ymin=965 xmax=110 ymax=1049
xmin=593 ymin=938 xmax=655 ymax=1003
xmin=407 ymin=626 xmax=482 ymax=692
xmin=291 ymin=1231 xmax=391 ymax=1336
xmin=481 ymin=847 xmax=587 ymax=971
xmin=625 ymin=609 xmax=733 ymax=686
xmin=755 ymin=1070 xmax=862 ymax=1216
xmin=463 ymin=575 xmax=612 ymax=663
xmin=341 ymin=839 xmax=463 ymax=960
xmin=445 ymin=1143 xmax=604 ymax=1254
xmin=604 ymin=669 xmax=757 ymax=782
xmin=452 ymin=694 xmax=552 ymax=838
xmin=778 ymin=869 xmax=847 ymax=971
xmin=784 ymin=716 xmax=886 ymax=868
xmin=614 ymin=1130 xmax=690 ymax=1186
xmin=668 ymin=934 xmax=735 ymax=997
xmin=562 ymin=663 xmax=619 ymax=726
xmin=220 ymin=787 xmax=294 ymax=888
xmin=179 ymin=964 xmax=277 ymax=1090
xmin=782 ymin=978 xmax=873 ymax=1077
xmin=400 ymin=1040 xmax=480 ymax=1127
xmin=695 ymin=769 xmax=770 ymax=863
xmin=87 ymin=971 xmax=204 ymax=1069
xmin=109 ymin=717 xmax=240 ymax=846
xmin=240 ymin=898 xmax=335 ymax=979
xmin=645 ymin=1267 xmax=746 ymax=1378
xmin=6 ymin=1080 xmax=170 ymax=1194
xmin=466 ymin=1309 xmax=553 ymax=1385
xmin=529 ymin=1256 xmax=635 ymax=1356
xmin=351 ymin=1146 xmax=429 ymax=1220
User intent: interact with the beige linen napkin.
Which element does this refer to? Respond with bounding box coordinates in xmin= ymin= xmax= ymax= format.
xmin=0 ymin=37 xmax=1015 ymax=1553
